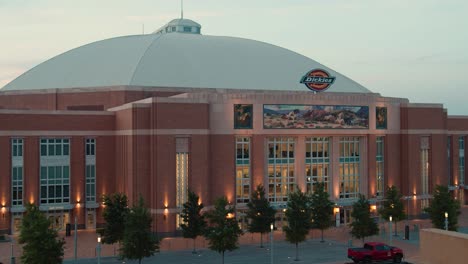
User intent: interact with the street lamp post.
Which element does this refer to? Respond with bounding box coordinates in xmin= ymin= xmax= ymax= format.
xmin=389 ymin=216 xmax=393 ymax=246
xmin=10 ymin=241 xmax=15 ymax=264
xmin=445 ymin=212 xmax=449 ymax=231
xmin=270 ymin=224 xmax=274 ymax=264
xmin=74 ymin=216 xmax=78 ymax=261
xmin=97 ymin=235 xmax=102 ymax=264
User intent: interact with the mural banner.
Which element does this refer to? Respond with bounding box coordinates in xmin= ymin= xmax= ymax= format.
xmin=234 ymin=104 xmax=253 ymax=129
xmin=263 ymin=104 xmax=369 ymax=129
xmin=376 ymin=107 xmax=387 ymax=129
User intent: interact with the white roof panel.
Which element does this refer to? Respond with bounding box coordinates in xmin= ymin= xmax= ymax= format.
xmin=2 ymin=32 xmax=371 ymax=94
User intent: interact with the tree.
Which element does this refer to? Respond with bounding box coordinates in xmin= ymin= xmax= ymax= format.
xmin=100 ymin=193 xmax=130 ymax=244
xmin=425 ymin=185 xmax=461 ymax=231
xmin=180 ymin=189 xmax=207 ymax=253
xmin=310 ymin=183 xmax=334 ymax=242
xmin=350 ymin=194 xmax=379 ymax=242
xmin=204 ymin=196 xmax=243 ymax=264
xmin=121 ymin=196 xmax=159 ymax=264
xmin=246 ymin=185 xmax=275 ymax=248
xmin=378 ymin=185 xmax=406 ymax=236
xmin=19 ymin=203 xmax=65 ymax=264
xmin=283 ymin=188 xmax=313 ymax=261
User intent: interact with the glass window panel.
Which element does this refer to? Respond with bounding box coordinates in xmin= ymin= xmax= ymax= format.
xmin=41 ymin=144 xmax=47 ymax=156
xmin=63 ymin=144 xmax=69 ymax=156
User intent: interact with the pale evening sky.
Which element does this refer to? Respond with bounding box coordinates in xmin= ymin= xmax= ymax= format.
xmin=1 ymin=0 xmax=467 ymax=114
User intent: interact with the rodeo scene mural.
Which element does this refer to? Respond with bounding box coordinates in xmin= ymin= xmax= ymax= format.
xmin=263 ymin=104 xmax=369 ymax=129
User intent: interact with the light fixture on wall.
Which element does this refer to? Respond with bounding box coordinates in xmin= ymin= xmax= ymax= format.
xmin=333 ymin=207 xmax=340 ymax=214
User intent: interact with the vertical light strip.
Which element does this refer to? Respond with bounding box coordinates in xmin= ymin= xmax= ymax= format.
xmin=236 ymin=137 xmax=250 ymax=204
xmin=459 ymin=136 xmax=465 ymax=186
xmin=176 ymin=138 xmax=189 ymax=210
xmin=420 ymin=136 xmax=430 ymax=208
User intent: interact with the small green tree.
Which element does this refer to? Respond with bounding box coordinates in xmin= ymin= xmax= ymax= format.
xmin=310 ymin=183 xmax=334 ymax=242
xmin=378 ymin=186 xmax=406 ymax=236
xmin=350 ymin=194 xmax=379 ymax=242
xmin=204 ymin=196 xmax=243 ymax=264
xmin=100 ymin=193 xmax=130 ymax=244
xmin=121 ymin=196 xmax=159 ymax=264
xmin=246 ymin=184 xmax=275 ymax=248
xmin=425 ymin=185 xmax=461 ymax=231
xmin=283 ymin=188 xmax=313 ymax=261
xmin=180 ymin=189 xmax=207 ymax=253
xmin=19 ymin=203 xmax=65 ymax=264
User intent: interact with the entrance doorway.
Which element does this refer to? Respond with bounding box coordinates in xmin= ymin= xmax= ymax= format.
xmin=86 ymin=209 xmax=96 ymax=229
xmin=47 ymin=210 xmax=70 ymax=231
xmin=11 ymin=212 xmax=23 ymax=234
xmin=339 ymin=208 xmax=352 ymax=225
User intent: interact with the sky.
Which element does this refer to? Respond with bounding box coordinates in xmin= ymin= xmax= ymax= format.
xmin=1 ymin=0 xmax=467 ymax=114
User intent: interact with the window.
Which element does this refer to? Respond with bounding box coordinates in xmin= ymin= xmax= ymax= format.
xmin=183 ymin=26 xmax=191 ymax=32
xmin=40 ymin=138 xmax=70 ymax=204
xmin=236 ymin=137 xmax=250 ymax=203
xmin=85 ymin=139 xmax=96 ymax=202
xmin=86 ymin=138 xmax=96 ymax=156
xmin=268 ymin=137 xmax=295 ymax=203
xmin=39 ymin=166 xmax=70 ymax=204
xmin=339 ymin=137 xmax=360 ymax=199
xmin=12 ymin=139 xmax=24 ymax=206
xmin=305 ymin=137 xmax=329 ymax=193
xmin=376 ymin=137 xmax=385 ymax=197
xmin=40 ymin=138 xmax=70 ymax=157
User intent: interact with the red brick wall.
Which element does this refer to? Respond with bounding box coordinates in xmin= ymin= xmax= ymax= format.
xmin=210 ymin=135 xmax=235 ymax=204
xmin=155 ymin=103 xmax=209 ymax=129
xmin=190 ymin=135 xmax=211 ymax=206
xmin=0 ymin=113 xmax=114 ymax=131
xmin=401 ymin=107 xmax=447 ymax=130
xmin=0 ymin=137 xmax=10 ymax=232
xmin=367 ymin=134 xmax=377 ymax=196
xmin=0 ymin=89 xmax=181 ymax=111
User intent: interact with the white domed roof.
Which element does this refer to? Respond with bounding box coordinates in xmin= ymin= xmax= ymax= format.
xmin=2 ymin=27 xmax=371 ymax=93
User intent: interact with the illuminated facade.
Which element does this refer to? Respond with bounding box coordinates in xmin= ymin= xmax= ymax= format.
xmin=0 ymin=18 xmax=467 ymax=235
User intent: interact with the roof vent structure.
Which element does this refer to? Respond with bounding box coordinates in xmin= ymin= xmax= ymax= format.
xmin=153 ymin=18 xmax=201 ymax=35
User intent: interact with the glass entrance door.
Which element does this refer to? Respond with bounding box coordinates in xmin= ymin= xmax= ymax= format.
xmin=47 ymin=210 xmax=70 ymax=231
xmin=339 ymin=208 xmax=352 ymax=225
xmin=86 ymin=209 xmax=96 ymax=229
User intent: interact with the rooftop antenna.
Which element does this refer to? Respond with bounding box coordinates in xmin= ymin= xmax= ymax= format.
xmin=181 ymin=0 xmax=184 ymax=19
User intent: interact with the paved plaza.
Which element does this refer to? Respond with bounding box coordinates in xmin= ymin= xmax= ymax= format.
xmin=1 ymin=206 xmax=467 ymax=264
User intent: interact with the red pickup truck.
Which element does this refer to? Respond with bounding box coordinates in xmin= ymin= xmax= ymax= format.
xmin=348 ymin=242 xmax=404 ymax=263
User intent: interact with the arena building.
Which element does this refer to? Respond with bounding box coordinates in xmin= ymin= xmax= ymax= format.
xmin=0 ymin=18 xmax=466 ymax=235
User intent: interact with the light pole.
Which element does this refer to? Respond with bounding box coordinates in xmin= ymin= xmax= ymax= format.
xmin=270 ymin=224 xmax=274 ymax=264
xmin=389 ymin=216 xmax=393 ymax=246
xmin=445 ymin=212 xmax=449 ymax=231
xmin=97 ymin=235 xmax=102 ymax=264
xmin=74 ymin=216 xmax=77 ymax=261
xmin=10 ymin=241 xmax=15 ymax=264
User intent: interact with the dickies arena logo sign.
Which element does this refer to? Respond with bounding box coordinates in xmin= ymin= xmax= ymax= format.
xmin=300 ymin=69 xmax=336 ymax=92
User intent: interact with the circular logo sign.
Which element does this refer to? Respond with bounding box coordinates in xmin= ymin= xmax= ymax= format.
xmin=300 ymin=69 xmax=336 ymax=92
